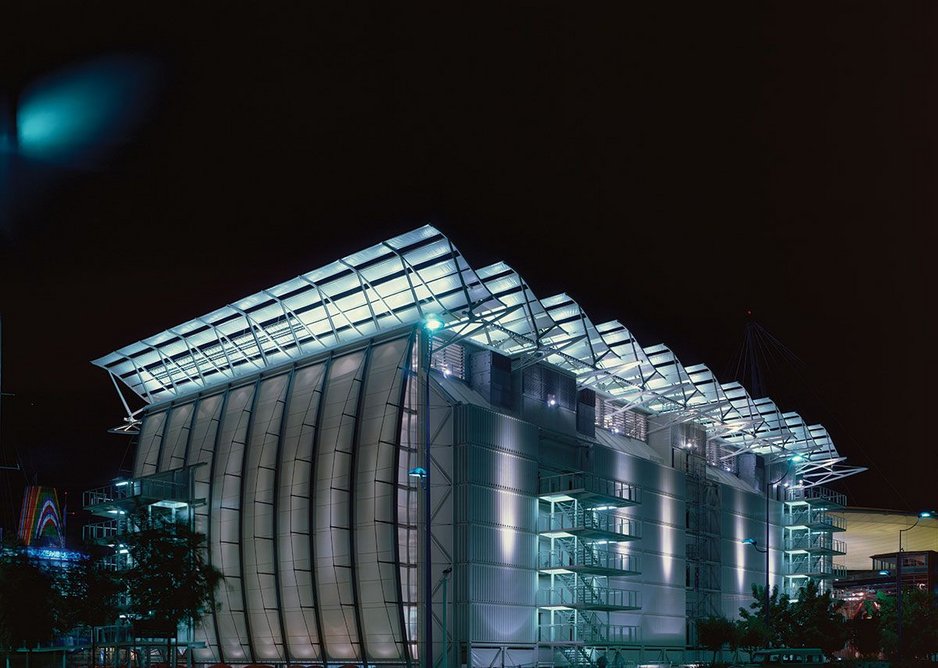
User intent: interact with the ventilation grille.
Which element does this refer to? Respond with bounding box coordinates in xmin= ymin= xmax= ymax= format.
xmin=431 ymin=339 xmax=465 ymax=380
xmin=595 ymin=397 xmax=648 ymax=442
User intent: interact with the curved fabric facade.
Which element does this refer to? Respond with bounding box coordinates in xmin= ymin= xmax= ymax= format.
xmin=132 ymin=334 xmax=416 ymax=664
xmin=96 ymin=226 xmax=869 ymax=668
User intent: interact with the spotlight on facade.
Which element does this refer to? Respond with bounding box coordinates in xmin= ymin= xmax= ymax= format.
xmin=408 ymin=467 xmax=428 ymax=479
xmin=424 ymin=314 xmax=445 ymax=332
xmin=547 ymin=394 xmax=557 ymax=407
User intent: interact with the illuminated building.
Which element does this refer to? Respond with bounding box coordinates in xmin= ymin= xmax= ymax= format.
xmin=90 ymin=226 xmax=865 ymax=666
xmin=17 ymin=485 xmax=66 ymax=548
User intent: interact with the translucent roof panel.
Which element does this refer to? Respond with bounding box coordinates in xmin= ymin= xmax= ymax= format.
xmin=94 ymin=225 xmax=862 ymax=485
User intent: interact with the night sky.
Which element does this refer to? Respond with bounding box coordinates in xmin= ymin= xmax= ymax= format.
xmin=1 ymin=4 xmax=936 ymax=537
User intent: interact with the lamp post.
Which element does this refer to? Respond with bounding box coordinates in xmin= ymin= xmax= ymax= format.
xmin=742 ymin=453 xmax=803 ymax=634
xmin=740 ymin=537 xmax=769 ymax=627
xmin=896 ymin=509 xmax=935 ymax=664
xmin=421 ymin=314 xmax=444 ymax=668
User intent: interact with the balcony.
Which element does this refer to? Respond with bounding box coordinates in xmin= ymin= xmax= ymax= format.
xmin=84 ymin=468 xmax=193 ymax=518
xmin=783 ymin=535 xmax=847 ymax=555
xmin=538 ymin=510 xmax=641 ymax=542
xmin=82 ymin=519 xmax=120 ymax=544
xmin=539 ymin=547 xmax=640 ymax=576
xmin=784 ymin=510 xmax=847 ymax=532
xmin=539 ymin=622 xmax=640 ymax=646
xmin=787 ymin=557 xmax=846 ymax=579
xmin=784 ymin=580 xmax=835 ymax=600
xmin=539 ymin=473 xmax=640 ymax=508
xmin=537 ymin=586 xmax=641 ymax=611
xmin=785 ymin=486 xmax=847 ymax=510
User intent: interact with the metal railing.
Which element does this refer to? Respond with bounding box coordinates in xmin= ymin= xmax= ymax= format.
xmin=785 ymin=486 xmax=847 ymax=508
xmin=539 ymin=473 xmax=641 ymax=505
xmin=83 ymin=481 xmax=139 ymax=508
xmin=785 ymin=577 xmax=839 ymax=600
xmin=539 ymin=623 xmax=640 ymax=645
xmin=537 ymin=586 xmax=640 ymax=610
xmin=787 ymin=558 xmax=847 ymax=578
xmin=84 ymin=470 xmax=191 ymax=509
xmin=539 ymin=547 xmax=639 ymax=574
xmin=783 ymin=535 xmax=847 ymax=553
xmin=784 ymin=510 xmax=847 ymax=531
xmin=82 ymin=519 xmax=120 ymax=542
xmin=538 ymin=511 xmax=641 ymax=540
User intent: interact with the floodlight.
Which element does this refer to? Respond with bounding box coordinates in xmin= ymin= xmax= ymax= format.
xmin=424 ymin=314 xmax=444 ymax=332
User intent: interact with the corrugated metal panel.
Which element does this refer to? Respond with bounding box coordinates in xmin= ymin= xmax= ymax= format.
xmin=454 ymin=563 xmax=536 ymax=616
xmin=457 ymin=524 xmax=536 ymax=569
xmin=455 ymin=404 xmax=539 ymax=460
xmin=469 ymin=604 xmax=536 ymax=644
xmin=465 ymin=446 xmax=537 ymax=495
xmin=462 ymin=486 xmax=537 ymax=531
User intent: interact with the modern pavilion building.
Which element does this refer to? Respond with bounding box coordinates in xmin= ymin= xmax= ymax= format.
xmin=89 ymin=226 xmax=865 ymax=667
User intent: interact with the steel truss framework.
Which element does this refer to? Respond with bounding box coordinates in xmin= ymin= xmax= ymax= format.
xmin=94 ymin=225 xmax=864 ymax=487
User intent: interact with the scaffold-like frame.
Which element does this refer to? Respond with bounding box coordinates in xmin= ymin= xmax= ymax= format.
xmin=93 ymin=225 xmax=864 ymax=486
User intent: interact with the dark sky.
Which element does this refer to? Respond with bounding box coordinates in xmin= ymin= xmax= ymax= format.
xmin=1 ymin=3 xmax=936 ymax=535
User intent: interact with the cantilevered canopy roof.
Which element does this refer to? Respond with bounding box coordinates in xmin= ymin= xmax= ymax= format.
xmin=94 ymin=225 xmax=864 ymax=485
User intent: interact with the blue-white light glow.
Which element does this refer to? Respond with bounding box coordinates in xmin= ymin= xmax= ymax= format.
xmin=424 ymin=314 xmax=444 ymax=331
xmin=17 ymin=55 xmax=161 ymax=164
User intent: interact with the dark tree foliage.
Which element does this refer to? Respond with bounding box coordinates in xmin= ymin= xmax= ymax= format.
xmin=738 ymin=583 xmax=794 ymax=648
xmin=739 ymin=580 xmax=846 ymax=656
xmin=735 ymin=617 xmax=771 ymax=662
xmin=847 ymin=605 xmax=882 ymax=660
xmin=122 ymin=514 xmax=222 ymax=633
xmin=0 ymin=552 xmax=59 ymax=652
xmin=696 ymin=616 xmax=736 ymax=666
xmin=786 ymin=579 xmax=848 ymax=656
xmin=876 ymin=588 xmax=938 ymax=662
xmin=57 ymin=554 xmax=122 ymax=632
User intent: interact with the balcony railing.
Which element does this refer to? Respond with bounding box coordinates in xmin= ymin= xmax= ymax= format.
xmin=539 ymin=547 xmax=639 ymax=575
xmin=539 ymin=473 xmax=641 ymax=506
xmin=784 ymin=535 xmax=847 ymax=554
xmin=539 ymin=623 xmax=640 ymax=645
xmin=784 ymin=510 xmax=847 ymax=531
xmin=787 ymin=558 xmax=846 ymax=578
xmin=785 ymin=486 xmax=847 ymax=508
xmin=82 ymin=519 xmax=120 ymax=542
xmin=538 ymin=511 xmax=641 ymax=540
xmin=784 ymin=580 xmax=835 ymax=599
xmin=537 ymin=586 xmax=641 ymax=610
xmin=84 ymin=469 xmax=192 ymax=510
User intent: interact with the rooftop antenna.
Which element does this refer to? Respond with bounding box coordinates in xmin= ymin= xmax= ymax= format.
xmin=732 ymin=309 xmax=767 ymax=398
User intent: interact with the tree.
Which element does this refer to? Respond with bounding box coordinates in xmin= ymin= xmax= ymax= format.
xmin=0 ymin=551 xmax=60 ymax=666
xmin=846 ymin=603 xmax=881 ymax=660
xmin=786 ymin=579 xmax=848 ymax=656
xmin=122 ymin=512 xmax=222 ymax=667
xmin=58 ymin=551 xmax=123 ymax=668
xmin=738 ymin=583 xmax=794 ymax=647
xmin=876 ymin=587 xmax=938 ymax=662
xmin=696 ymin=616 xmax=736 ymax=666
xmin=736 ymin=617 xmax=771 ymax=662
